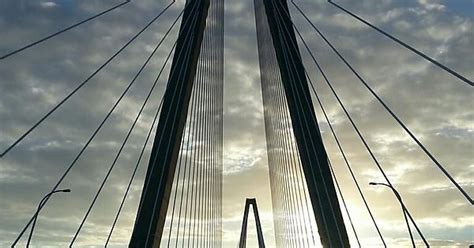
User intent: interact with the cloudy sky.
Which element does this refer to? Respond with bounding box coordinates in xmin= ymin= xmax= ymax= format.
xmin=0 ymin=0 xmax=473 ymax=247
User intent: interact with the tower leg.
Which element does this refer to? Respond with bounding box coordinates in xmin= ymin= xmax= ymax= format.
xmin=129 ymin=1 xmax=210 ymax=247
xmin=260 ymin=0 xmax=350 ymax=246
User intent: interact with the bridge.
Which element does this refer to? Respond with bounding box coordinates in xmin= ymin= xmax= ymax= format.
xmin=0 ymin=0 xmax=472 ymax=247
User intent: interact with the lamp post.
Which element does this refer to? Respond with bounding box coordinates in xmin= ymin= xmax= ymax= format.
xmin=26 ymin=189 xmax=71 ymax=246
xmin=369 ymin=182 xmax=415 ymax=247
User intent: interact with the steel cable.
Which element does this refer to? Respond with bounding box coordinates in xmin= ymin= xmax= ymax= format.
xmin=292 ymin=1 xmax=472 ymax=205
xmin=0 ymin=1 xmax=176 ymax=158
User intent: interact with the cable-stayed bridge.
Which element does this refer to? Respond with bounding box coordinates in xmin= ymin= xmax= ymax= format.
xmin=0 ymin=0 xmax=472 ymax=247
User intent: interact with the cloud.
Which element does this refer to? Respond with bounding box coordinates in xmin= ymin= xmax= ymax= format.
xmin=418 ymin=0 xmax=446 ymax=11
xmin=40 ymin=1 xmax=58 ymax=8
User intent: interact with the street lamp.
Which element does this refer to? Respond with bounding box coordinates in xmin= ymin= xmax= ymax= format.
xmin=26 ymin=189 xmax=71 ymax=246
xmin=369 ymin=182 xmax=415 ymax=247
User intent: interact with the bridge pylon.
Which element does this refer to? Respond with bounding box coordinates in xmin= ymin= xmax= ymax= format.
xmin=129 ymin=0 xmax=211 ymax=247
xmin=239 ymin=198 xmax=266 ymax=248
